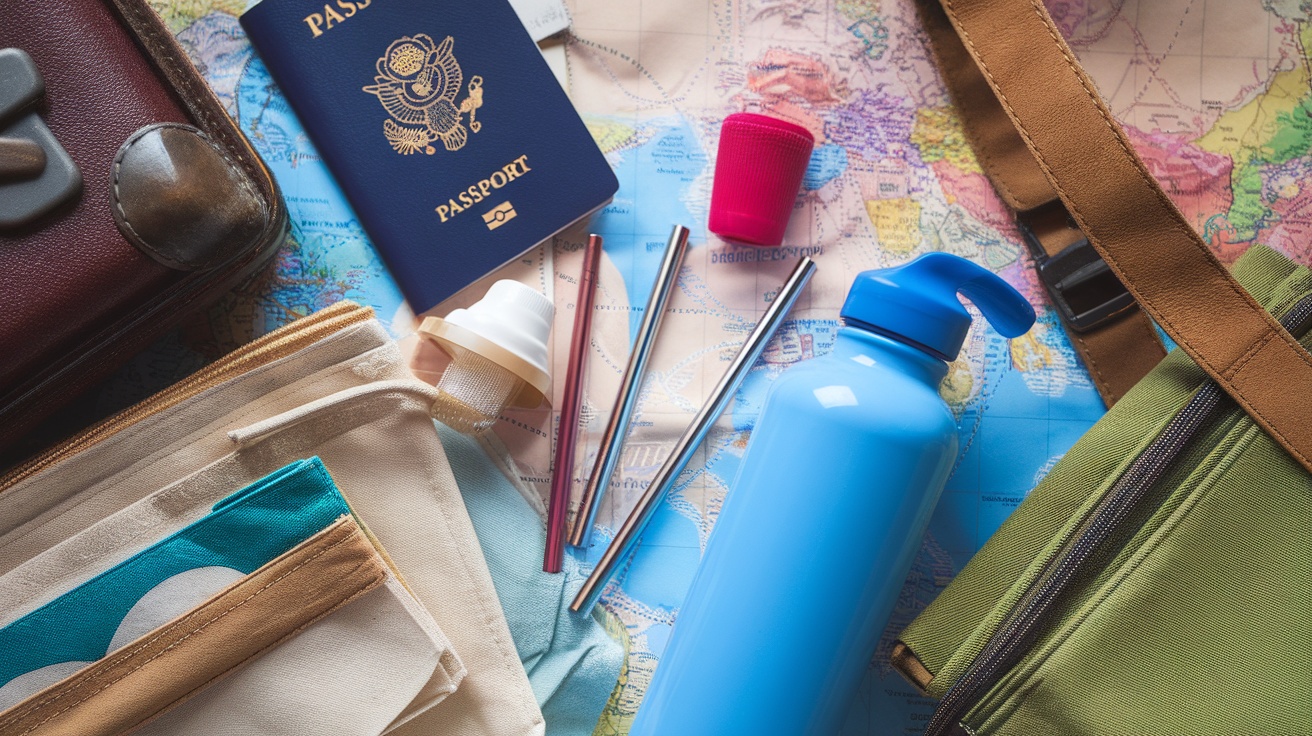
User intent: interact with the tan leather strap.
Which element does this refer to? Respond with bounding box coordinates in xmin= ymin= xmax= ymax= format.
xmin=926 ymin=0 xmax=1312 ymax=473
xmin=918 ymin=0 xmax=1165 ymax=405
xmin=1064 ymin=309 xmax=1167 ymax=406
xmin=917 ymin=0 xmax=1055 ymax=212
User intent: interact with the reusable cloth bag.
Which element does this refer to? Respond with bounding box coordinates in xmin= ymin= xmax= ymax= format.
xmin=0 ymin=458 xmax=461 ymax=736
xmin=892 ymin=0 xmax=1312 ymax=733
xmin=0 ymin=303 xmax=545 ymax=736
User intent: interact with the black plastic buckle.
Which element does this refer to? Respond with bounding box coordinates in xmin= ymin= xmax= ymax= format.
xmin=1018 ymin=219 xmax=1134 ymax=332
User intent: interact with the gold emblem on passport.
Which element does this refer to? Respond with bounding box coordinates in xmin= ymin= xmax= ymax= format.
xmin=483 ymin=201 xmax=516 ymax=230
xmin=362 ymin=34 xmax=484 ymax=155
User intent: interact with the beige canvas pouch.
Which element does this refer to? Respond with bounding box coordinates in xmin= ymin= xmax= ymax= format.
xmin=0 ymin=303 xmax=545 ymax=736
xmin=0 ymin=515 xmax=462 ymax=736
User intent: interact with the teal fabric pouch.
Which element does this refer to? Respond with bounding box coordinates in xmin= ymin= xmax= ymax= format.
xmin=0 ymin=457 xmax=347 ymax=704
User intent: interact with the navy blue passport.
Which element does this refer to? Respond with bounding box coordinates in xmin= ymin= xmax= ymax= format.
xmin=241 ymin=0 xmax=617 ymax=311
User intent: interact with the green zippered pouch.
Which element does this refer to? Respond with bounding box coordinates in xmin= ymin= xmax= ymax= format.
xmin=893 ymin=244 xmax=1312 ymax=735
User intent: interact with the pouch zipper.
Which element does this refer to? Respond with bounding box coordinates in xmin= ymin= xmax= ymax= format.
xmin=0 ymin=301 xmax=375 ymax=492
xmin=925 ymin=292 xmax=1312 ymax=736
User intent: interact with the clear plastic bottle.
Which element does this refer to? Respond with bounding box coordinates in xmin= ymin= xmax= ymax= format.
xmin=630 ymin=253 xmax=1035 ymax=735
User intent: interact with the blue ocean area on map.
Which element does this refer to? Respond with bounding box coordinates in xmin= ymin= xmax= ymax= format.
xmin=589 ymin=116 xmax=708 ymax=342
xmin=935 ymin=326 xmax=1103 ymax=560
xmin=805 ymin=143 xmax=850 ymax=191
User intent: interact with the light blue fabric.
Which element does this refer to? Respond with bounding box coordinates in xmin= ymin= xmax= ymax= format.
xmin=437 ymin=423 xmax=624 ymax=736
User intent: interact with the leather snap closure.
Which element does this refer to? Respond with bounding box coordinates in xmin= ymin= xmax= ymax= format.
xmin=111 ymin=123 xmax=267 ymax=271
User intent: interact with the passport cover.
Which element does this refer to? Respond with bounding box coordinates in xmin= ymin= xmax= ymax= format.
xmin=240 ymin=0 xmax=617 ymax=311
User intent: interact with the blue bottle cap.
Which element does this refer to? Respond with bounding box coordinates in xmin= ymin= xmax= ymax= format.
xmin=840 ymin=252 xmax=1036 ymax=361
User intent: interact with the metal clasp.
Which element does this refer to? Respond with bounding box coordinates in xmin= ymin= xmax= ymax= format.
xmin=1017 ymin=213 xmax=1134 ymax=332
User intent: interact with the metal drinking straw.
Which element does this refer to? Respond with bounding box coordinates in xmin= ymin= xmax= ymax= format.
xmin=571 ymin=256 xmax=817 ymax=613
xmin=569 ymin=224 xmax=692 ymax=548
xmin=544 ymin=234 xmax=604 ymax=573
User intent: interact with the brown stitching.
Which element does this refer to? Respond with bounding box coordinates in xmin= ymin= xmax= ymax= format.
xmin=111 ymin=123 xmax=263 ymax=269
xmin=946 ymin=0 xmax=1292 ymax=366
xmin=941 ymin=0 xmax=1312 ymax=467
xmin=134 ymin=557 xmax=386 ymax=734
xmin=919 ymin=19 xmax=1037 ymax=211
xmin=5 ymin=522 xmax=373 ymax=733
xmin=1222 ymin=329 xmax=1278 ymax=379
xmin=110 ymin=0 xmax=261 ymax=185
xmin=1071 ymin=332 xmax=1115 ymax=402
xmin=7 ymin=521 xmax=352 ymax=724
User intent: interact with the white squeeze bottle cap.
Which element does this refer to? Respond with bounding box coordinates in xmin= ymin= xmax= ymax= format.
xmin=418 ymin=279 xmax=554 ymax=434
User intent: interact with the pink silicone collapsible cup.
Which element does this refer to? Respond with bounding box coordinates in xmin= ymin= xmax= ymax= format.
xmin=708 ymin=113 xmax=815 ymax=246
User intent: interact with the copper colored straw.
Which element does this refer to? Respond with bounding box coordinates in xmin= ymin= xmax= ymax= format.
xmin=544 ymin=235 xmax=603 ymax=573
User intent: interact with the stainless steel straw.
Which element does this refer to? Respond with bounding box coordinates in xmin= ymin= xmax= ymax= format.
xmin=571 ymin=256 xmax=817 ymax=613
xmin=569 ymin=224 xmax=692 ymax=548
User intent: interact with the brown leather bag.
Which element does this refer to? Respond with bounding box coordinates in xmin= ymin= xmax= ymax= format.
xmin=0 ymin=0 xmax=288 ymax=453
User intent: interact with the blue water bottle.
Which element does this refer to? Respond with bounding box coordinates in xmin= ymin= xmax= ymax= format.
xmin=630 ymin=253 xmax=1035 ymax=735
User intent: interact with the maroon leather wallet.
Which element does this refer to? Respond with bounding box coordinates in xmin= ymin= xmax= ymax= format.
xmin=0 ymin=0 xmax=288 ymax=452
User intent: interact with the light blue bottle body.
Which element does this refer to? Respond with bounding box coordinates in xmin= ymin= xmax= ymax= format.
xmin=631 ymin=253 xmax=1035 ymax=735
xmin=630 ymin=326 xmax=957 ymax=735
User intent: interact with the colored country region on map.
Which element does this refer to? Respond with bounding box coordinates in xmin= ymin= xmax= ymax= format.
xmin=835 ymin=0 xmax=890 ymax=59
xmin=1010 ymin=325 xmax=1060 ymax=373
xmin=865 ymin=198 xmax=922 ymax=253
xmin=1197 ymin=62 xmax=1312 ymax=242
xmin=147 ymin=0 xmax=244 ymax=32
xmin=826 ymin=89 xmax=918 ymax=161
xmin=931 ymin=160 xmax=1013 ymax=234
xmin=586 ymin=118 xmax=645 ymax=156
xmin=745 ymin=48 xmax=846 ymax=105
xmin=910 ymin=106 xmax=982 ymax=174
xmin=1013 ymin=313 xmax=1096 ymax=399
xmin=1043 ymin=0 xmax=1103 ymax=39
xmin=940 ymin=358 xmax=976 ymax=406
xmin=1254 ymin=159 xmax=1312 ymax=262
xmin=1124 ymin=126 xmax=1233 ymax=247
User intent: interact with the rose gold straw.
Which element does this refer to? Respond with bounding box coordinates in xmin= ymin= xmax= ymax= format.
xmin=544 ymin=234 xmax=604 ymax=573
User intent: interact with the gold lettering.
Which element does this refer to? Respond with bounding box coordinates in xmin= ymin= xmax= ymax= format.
xmin=303 ymin=13 xmax=325 ymax=37
xmin=336 ymin=0 xmax=358 ymax=17
xmin=356 ymin=0 xmax=371 ymax=8
xmin=322 ymin=3 xmax=346 ymax=29
xmin=433 ymin=157 xmax=534 ymax=223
